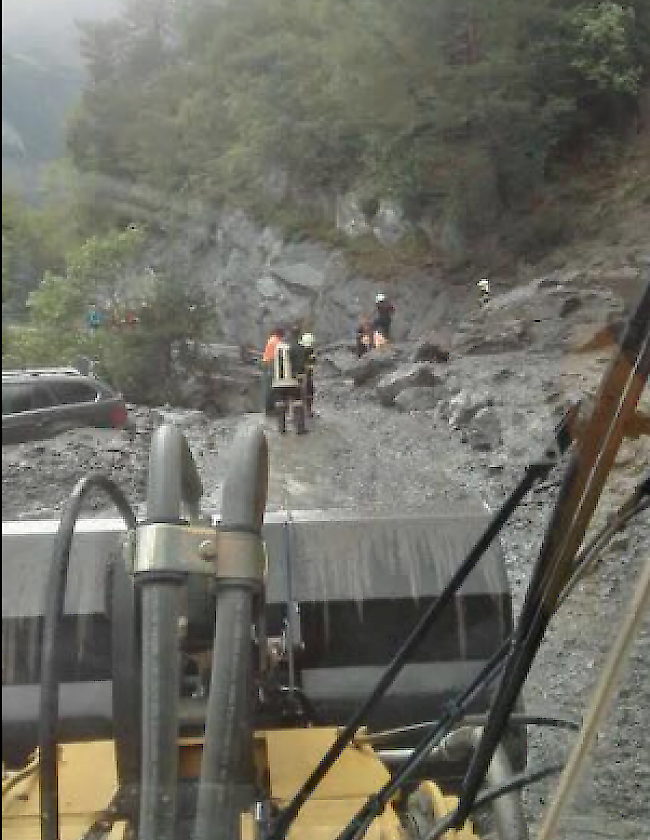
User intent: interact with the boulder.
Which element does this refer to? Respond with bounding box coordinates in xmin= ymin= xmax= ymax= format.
xmin=376 ymin=362 xmax=439 ymax=407
xmin=444 ymin=391 xmax=494 ymax=428
xmin=320 ymin=349 xmax=364 ymax=378
xmin=350 ymin=347 xmax=401 ymax=386
xmin=454 ymin=320 xmax=532 ymax=355
xmin=412 ymin=333 xmax=451 ymax=363
xmin=394 ymin=386 xmax=442 ymax=413
xmin=462 ymin=407 xmax=503 ymax=452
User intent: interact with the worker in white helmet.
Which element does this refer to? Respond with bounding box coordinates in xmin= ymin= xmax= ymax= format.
xmin=477 ymin=278 xmax=490 ymax=308
xmin=299 ymin=331 xmax=316 ymax=416
xmin=373 ymin=292 xmax=395 ymax=344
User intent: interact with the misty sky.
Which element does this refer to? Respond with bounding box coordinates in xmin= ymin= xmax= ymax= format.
xmin=2 ymin=0 xmax=121 ymax=63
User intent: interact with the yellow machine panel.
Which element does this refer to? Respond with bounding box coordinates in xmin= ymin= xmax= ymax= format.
xmin=2 ymin=742 xmax=123 ymax=840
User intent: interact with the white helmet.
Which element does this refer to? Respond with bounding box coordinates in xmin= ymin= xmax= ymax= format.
xmin=300 ymin=332 xmax=314 ymax=348
xmin=375 ymin=292 xmax=386 ymax=304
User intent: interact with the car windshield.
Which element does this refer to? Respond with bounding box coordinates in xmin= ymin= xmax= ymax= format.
xmin=2 ymin=2 xmax=648 ymax=839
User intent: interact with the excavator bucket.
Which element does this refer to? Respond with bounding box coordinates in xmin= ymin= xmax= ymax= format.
xmin=2 ymin=503 xmax=521 ymax=780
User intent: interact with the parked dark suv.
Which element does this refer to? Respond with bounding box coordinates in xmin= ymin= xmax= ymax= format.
xmin=2 ymin=368 xmax=130 ymax=445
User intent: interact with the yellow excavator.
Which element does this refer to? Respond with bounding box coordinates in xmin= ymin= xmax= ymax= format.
xmin=2 ymin=283 xmax=648 ymax=840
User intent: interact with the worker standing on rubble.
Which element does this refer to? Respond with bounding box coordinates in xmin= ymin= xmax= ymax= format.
xmin=299 ymin=331 xmax=316 ymax=416
xmin=477 ymin=278 xmax=490 ymax=308
xmin=356 ymin=315 xmax=372 ymax=357
xmin=261 ymin=325 xmax=284 ymax=413
xmin=373 ymin=293 xmax=395 ymax=343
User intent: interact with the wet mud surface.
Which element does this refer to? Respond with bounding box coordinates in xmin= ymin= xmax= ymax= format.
xmin=3 ymin=345 xmax=648 ymax=839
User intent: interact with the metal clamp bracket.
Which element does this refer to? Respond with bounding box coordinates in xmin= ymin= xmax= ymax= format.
xmin=216 ymin=530 xmax=267 ymax=582
xmin=126 ymin=523 xmax=219 ymax=575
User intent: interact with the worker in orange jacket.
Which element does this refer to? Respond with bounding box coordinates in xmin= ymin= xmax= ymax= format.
xmin=261 ymin=326 xmax=285 ymax=412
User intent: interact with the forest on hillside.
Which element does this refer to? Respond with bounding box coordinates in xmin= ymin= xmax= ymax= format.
xmin=66 ymin=0 xmax=650 ymax=238
xmin=3 ymin=0 xmax=650 ymax=391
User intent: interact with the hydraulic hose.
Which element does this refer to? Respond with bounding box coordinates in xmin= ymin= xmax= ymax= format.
xmin=38 ymin=474 xmax=136 ymax=840
xmin=138 ymin=424 xmax=203 ymax=840
xmin=193 ymin=423 xmax=268 ymax=840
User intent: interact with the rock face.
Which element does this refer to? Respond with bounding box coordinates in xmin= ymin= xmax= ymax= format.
xmin=137 ymin=204 xmax=467 ymax=354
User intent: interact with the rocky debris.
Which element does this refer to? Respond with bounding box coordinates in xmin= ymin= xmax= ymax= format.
xmin=453 ymin=319 xmax=533 ymax=354
xmin=320 ymin=349 xmax=365 ymax=378
xmin=457 ymin=274 xmax=631 ymax=355
xmin=375 ymin=362 xmax=440 ymax=407
xmin=150 ymin=407 xmax=206 ymax=428
xmin=349 ymin=347 xmax=402 ymax=386
xmin=411 ymin=332 xmax=451 ymax=363
xmin=441 ymin=390 xmax=493 ymax=427
xmin=172 ymin=367 xmax=261 ymax=415
xmin=394 ymin=386 xmax=442 ymax=413
xmin=460 ymin=406 xmax=503 ymax=451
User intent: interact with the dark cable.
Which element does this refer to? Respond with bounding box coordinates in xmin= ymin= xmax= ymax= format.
xmin=39 ymin=474 xmax=136 ymax=840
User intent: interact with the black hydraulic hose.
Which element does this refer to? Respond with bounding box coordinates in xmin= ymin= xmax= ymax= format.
xmin=267 ymin=417 xmax=573 ymax=840
xmin=424 ymin=763 xmax=564 ymax=840
xmin=110 ymin=553 xmax=141 ymax=807
xmin=39 ymin=474 xmax=136 ymax=840
xmin=193 ymin=423 xmax=268 ymax=840
xmin=138 ymin=424 xmax=203 ymax=840
xmin=138 ymin=583 xmax=184 ymax=840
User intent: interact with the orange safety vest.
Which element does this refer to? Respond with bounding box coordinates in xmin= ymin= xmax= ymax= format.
xmin=262 ymin=334 xmax=281 ymax=363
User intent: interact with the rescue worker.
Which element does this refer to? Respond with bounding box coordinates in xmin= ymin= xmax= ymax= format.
xmin=272 ymin=324 xmax=307 ymax=433
xmin=373 ymin=293 xmax=394 ymax=342
xmin=477 ymin=278 xmax=490 ymax=308
xmin=85 ymin=301 xmax=105 ymax=333
xmin=299 ymin=331 xmax=316 ymax=415
xmin=356 ymin=316 xmax=372 ymax=357
xmin=288 ymin=324 xmax=308 ymax=380
xmin=261 ymin=326 xmax=284 ymax=413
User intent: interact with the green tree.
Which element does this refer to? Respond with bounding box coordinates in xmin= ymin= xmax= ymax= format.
xmin=3 ymin=226 xmax=143 ymax=366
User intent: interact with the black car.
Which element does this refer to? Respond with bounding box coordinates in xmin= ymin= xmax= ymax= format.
xmin=2 ymin=367 xmax=130 ymax=445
